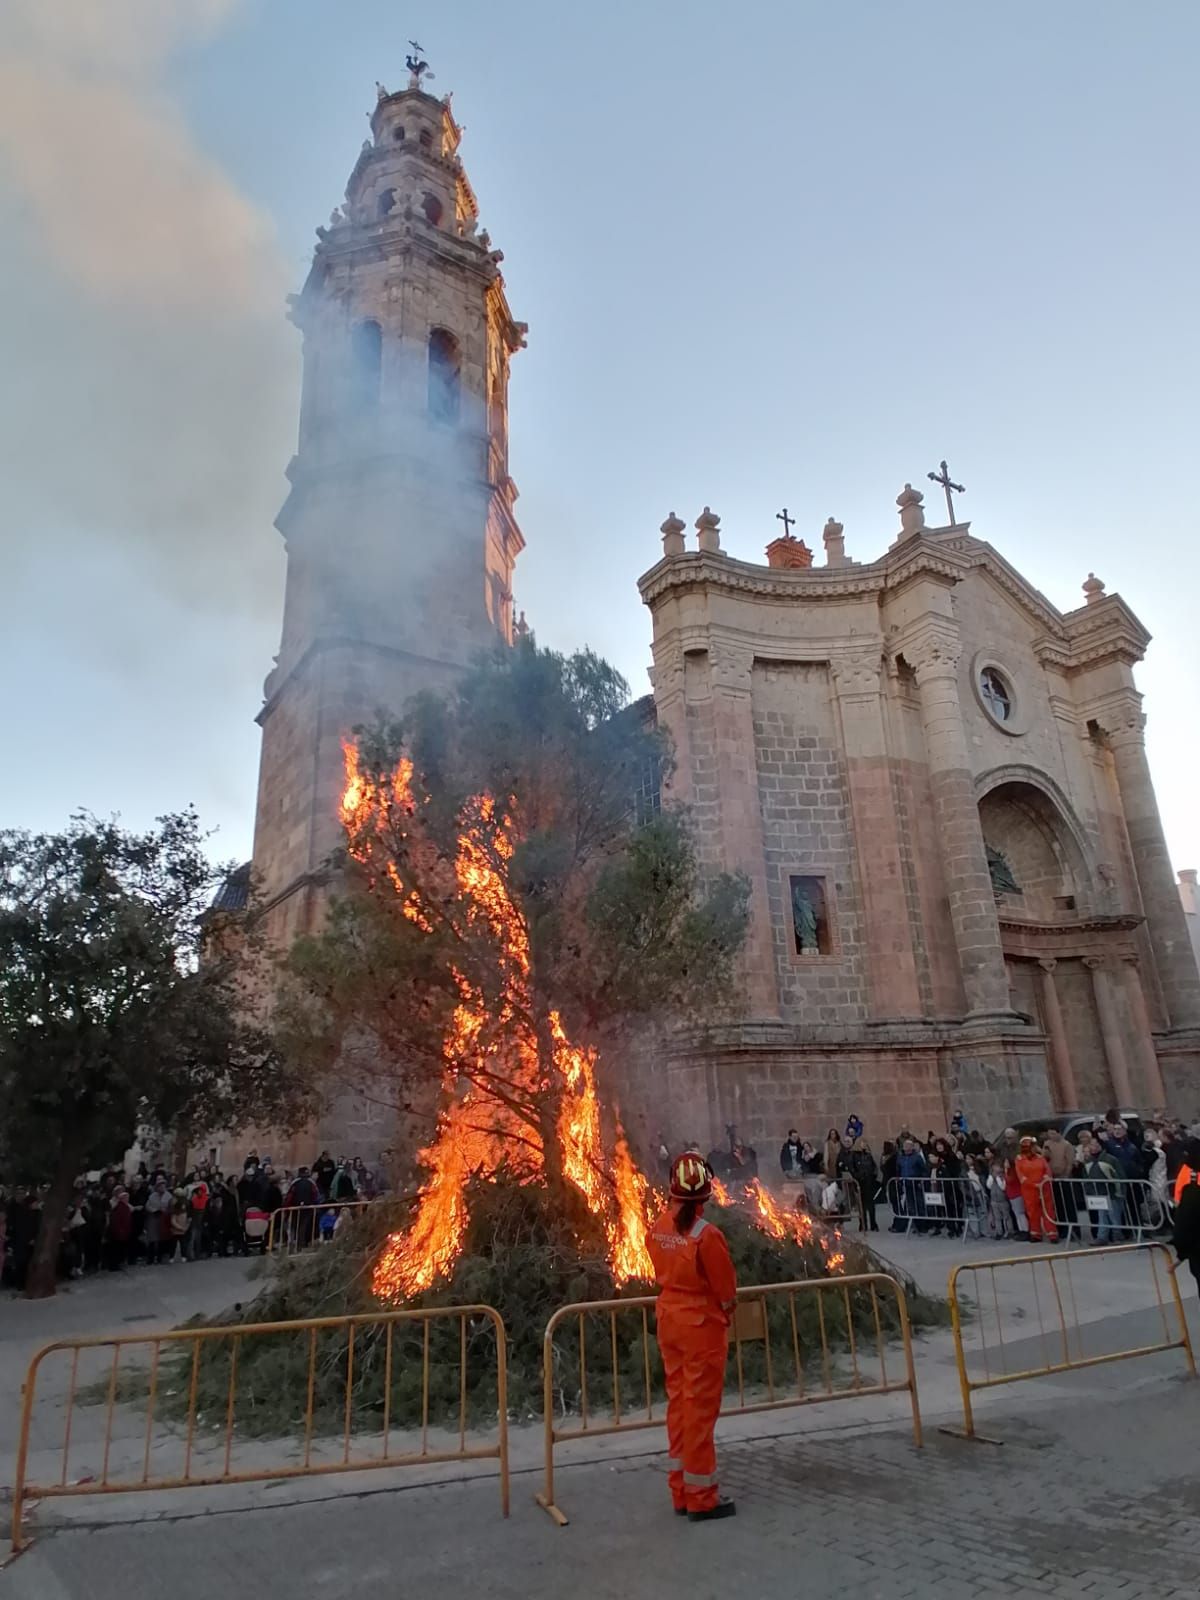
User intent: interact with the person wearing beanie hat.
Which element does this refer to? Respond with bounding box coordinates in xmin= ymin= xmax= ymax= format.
xmin=646 ymin=1153 xmax=737 ymax=1522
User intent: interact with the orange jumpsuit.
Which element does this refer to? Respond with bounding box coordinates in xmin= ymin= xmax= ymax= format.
xmin=647 ymin=1207 xmax=737 ymax=1514
xmin=1015 ymin=1152 xmax=1057 ymax=1242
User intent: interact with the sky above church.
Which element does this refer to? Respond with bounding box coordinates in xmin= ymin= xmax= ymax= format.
xmin=1 ymin=0 xmax=1196 ymax=873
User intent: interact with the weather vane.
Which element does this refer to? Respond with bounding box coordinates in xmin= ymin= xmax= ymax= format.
xmin=927 ymin=459 xmax=965 ymax=526
xmin=406 ymin=40 xmax=434 ymax=85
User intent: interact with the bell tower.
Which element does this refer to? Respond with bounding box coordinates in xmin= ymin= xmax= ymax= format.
xmin=251 ymin=65 xmax=526 ymax=934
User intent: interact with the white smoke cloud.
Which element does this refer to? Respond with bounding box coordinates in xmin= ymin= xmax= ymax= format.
xmin=0 ymin=0 xmax=295 ymax=615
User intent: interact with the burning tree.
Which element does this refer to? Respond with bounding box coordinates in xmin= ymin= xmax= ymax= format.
xmin=276 ymin=641 xmax=749 ymax=1295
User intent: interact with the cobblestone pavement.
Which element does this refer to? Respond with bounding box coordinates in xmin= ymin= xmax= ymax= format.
xmin=7 ymin=1378 xmax=1199 ymax=1599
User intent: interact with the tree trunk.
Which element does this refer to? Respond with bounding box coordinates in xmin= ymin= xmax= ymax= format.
xmin=25 ymin=1126 xmax=89 ymax=1300
xmin=532 ymin=1007 xmax=568 ymax=1205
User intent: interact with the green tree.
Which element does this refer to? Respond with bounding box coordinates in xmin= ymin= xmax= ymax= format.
xmin=0 ymin=811 xmax=320 ymax=1298
xmin=276 ymin=640 xmax=748 ymax=1195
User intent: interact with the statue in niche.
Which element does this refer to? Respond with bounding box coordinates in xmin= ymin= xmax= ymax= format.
xmin=790 ymin=876 xmax=824 ymax=955
xmin=987 ymin=845 xmax=1022 ymax=896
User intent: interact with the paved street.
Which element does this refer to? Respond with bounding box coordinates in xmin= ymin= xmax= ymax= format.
xmin=4 ymin=1235 xmax=1199 ymax=1597
xmin=7 ymin=1378 xmax=1200 ymax=1600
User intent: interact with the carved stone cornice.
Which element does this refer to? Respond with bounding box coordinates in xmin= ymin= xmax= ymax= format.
xmin=998 ymin=913 xmax=1143 ymax=936
xmin=1059 ymin=593 xmax=1151 ymax=670
xmin=638 ymin=529 xmax=1150 ymax=688
xmin=637 ymin=551 xmax=890 ymax=607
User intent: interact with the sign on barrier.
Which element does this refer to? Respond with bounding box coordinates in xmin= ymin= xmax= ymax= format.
xmin=946 ymin=1242 xmax=1194 ymax=1440
xmin=885 ymin=1177 xmax=987 ymax=1238
xmin=535 ymin=1272 xmax=922 ymax=1525
xmin=265 ymin=1200 xmax=373 ymax=1254
xmin=10 ymin=1303 xmax=509 ymax=1551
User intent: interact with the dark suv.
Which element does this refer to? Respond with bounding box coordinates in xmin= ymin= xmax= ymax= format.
xmin=1007 ymin=1111 xmax=1140 ymax=1147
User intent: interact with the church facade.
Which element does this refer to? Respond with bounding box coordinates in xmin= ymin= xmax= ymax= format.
xmin=239 ymin=69 xmax=1199 ymax=1160
xmin=635 ymin=500 xmax=1200 ymax=1147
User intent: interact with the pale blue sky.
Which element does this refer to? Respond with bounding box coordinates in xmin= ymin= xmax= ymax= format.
xmin=0 ymin=0 xmax=1196 ymax=871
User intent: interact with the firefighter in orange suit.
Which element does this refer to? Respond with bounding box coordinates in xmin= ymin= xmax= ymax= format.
xmin=647 ymin=1153 xmax=738 ymax=1522
xmin=1015 ymin=1135 xmax=1058 ymax=1243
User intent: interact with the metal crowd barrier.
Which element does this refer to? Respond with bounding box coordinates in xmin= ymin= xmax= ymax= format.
xmin=535 ymin=1273 xmax=921 ymax=1525
xmin=265 ymin=1199 xmax=372 ymax=1254
xmin=780 ymin=1173 xmax=866 ymax=1229
xmin=1039 ymin=1176 xmax=1165 ymax=1245
xmin=885 ymin=1176 xmax=989 ymax=1238
xmin=946 ymin=1242 xmax=1194 ymax=1440
xmin=10 ymin=1303 xmax=509 ymax=1551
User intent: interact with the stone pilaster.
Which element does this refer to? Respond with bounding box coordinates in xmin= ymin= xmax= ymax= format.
xmin=649 ymin=646 xmax=691 ymax=807
xmin=908 ymin=631 xmax=1013 ymax=1017
xmin=1037 ymin=958 xmax=1079 ymax=1111
xmin=1120 ymin=954 xmax=1168 ymax=1110
xmin=1084 ymin=955 xmax=1134 ymax=1106
xmin=830 ymin=649 xmax=921 ymax=1019
xmin=708 ymin=642 xmax=780 ymax=1019
xmin=1105 ymin=707 xmax=1200 ymax=1030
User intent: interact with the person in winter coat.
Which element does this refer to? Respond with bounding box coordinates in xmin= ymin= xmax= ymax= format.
xmin=779 ymin=1130 xmax=805 ymax=1179
xmin=1098 ymin=1122 xmax=1144 ymax=1182
xmin=929 ymin=1138 xmax=964 ymax=1238
xmin=1079 ymin=1136 xmax=1124 ymax=1243
xmin=646 ymin=1154 xmax=737 ymax=1522
xmin=892 ymin=1139 xmax=929 ymax=1233
xmin=1015 ymin=1136 xmax=1057 ymax=1243
xmin=106 ymin=1188 xmax=133 ymax=1271
xmin=1170 ymin=1157 xmax=1200 ymax=1295
xmin=1142 ymin=1131 xmax=1170 ymax=1218
xmin=847 ymin=1138 xmax=880 ymax=1231
xmin=331 ymin=1163 xmax=358 ymax=1203
xmin=822 ymin=1129 xmax=844 ymax=1182
xmin=1043 ymin=1129 xmax=1079 ymax=1238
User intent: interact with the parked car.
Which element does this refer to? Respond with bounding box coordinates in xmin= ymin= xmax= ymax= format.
xmin=1007 ymin=1111 xmax=1140 ymax=1147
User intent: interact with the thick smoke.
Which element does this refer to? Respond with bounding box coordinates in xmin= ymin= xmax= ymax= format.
xmin=0 ymin=0 xmax=295 ymax=664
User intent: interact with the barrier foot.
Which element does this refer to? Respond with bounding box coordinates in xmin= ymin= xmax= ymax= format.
xmin=938 ymin=1423 xmax=1004 ymax=1446
xmin=535 ymin=1491 xmax=569 ymax=1527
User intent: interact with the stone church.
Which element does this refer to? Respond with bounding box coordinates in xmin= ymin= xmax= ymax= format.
xmin=232 ymin=67 xmax=1200 ymax=1160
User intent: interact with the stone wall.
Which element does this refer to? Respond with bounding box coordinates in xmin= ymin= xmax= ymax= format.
xmin=750 ymin=662 xmax=868 ymax=1023
xmin=938 ymin=1034 xmax=1054 ymax=1131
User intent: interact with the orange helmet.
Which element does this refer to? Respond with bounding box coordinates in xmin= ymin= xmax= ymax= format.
xmin=669 ymin=1152 xmax=714 ymax=1202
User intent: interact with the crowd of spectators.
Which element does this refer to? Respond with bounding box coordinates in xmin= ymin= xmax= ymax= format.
xmin=0 ymin=1147 xmax=394 ymax=1291
xmin=777 ymin=1109 xmax=1200 ymax=1245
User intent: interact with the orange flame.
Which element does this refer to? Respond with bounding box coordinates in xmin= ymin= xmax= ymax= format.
xmin=341 ymin=740 xmax=839 ymax=1299
xmin=341 ymin=742 xmax=651 ymax=1298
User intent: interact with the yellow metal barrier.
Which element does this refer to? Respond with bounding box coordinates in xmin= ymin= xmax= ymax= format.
xmin=10 ymin=1303 xmax=508 ymax=1551
xmin=265 ymin=1200 xmax=373 ymax=1254
xmin=535 ymin=1272 xmax=921 ymax=1525
xmin=947 ymin=1242 xmax=1195 ymax=1440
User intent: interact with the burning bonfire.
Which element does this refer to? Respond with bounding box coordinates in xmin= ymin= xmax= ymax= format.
xmin=339 ymin=742 xmax=844 ymax=1302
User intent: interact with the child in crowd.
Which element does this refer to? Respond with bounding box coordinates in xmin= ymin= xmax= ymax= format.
xmin=963 ymin=1156 xmax=989 ymax=1240
xmin=987 ymin=1162 xmax=1016 ymax=1239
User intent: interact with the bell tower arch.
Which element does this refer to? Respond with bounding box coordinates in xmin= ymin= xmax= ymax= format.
xmin=251 ymin=70 xmax=526 ymax=935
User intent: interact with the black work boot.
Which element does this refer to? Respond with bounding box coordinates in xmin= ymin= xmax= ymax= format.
xmin=687 ymin=1498 xmax=736 ymax=1522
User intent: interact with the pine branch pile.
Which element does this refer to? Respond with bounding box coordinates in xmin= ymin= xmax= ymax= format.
xmin=108 ymin=1178 xmax=946 ymax=1440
